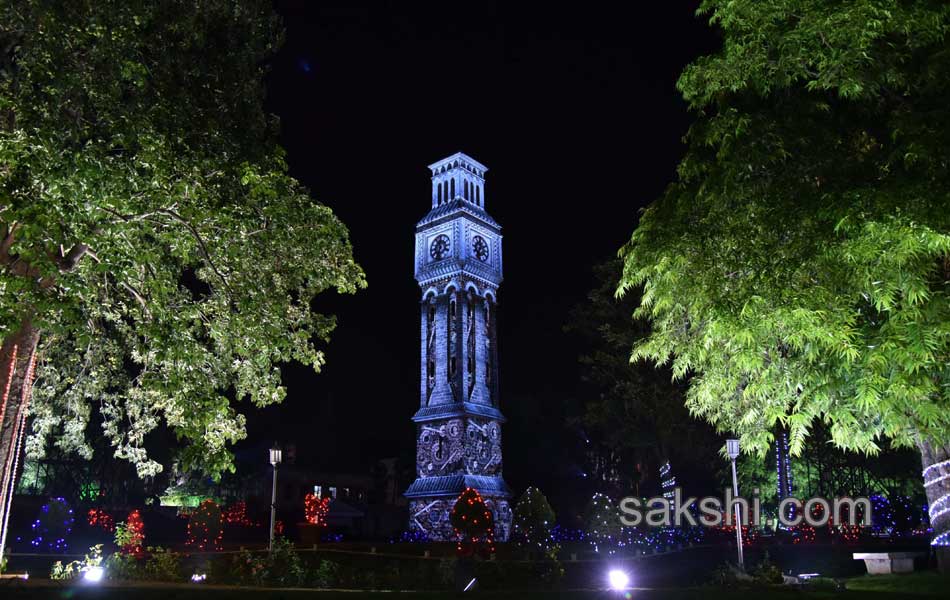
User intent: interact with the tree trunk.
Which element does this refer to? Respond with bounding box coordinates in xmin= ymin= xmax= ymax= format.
xmin=0 ymin=317 xmax=40 ymax=563
xmin=917 ymin=437 xmax=950 ymax=573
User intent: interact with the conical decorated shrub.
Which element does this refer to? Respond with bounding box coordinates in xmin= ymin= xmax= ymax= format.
xmin=512 ymin=486 xmax=556 ymax=557
xmin=450 ymin=487 xmax=494 ymax=557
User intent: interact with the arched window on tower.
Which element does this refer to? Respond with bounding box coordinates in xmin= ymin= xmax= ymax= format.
xmin=464 ymin=180 xmax=469 ymax=200
xmin=476 ymin=185 xmax=481 ymax=206
xmin=450 ymin=179 xmax=455 ymax=199
xmin=437 ymin=182 xmax=443 ymax=205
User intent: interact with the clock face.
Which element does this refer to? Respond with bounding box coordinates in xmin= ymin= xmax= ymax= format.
xmin=464 ymin=418 xmax=502 ymax=475
xmin=429 ymin=234 xmax=451 ymax=261
xmin=472 ymin=235 xmax=490 ymax=262
xmin=417 ymin=420 xmax=463 ymax=476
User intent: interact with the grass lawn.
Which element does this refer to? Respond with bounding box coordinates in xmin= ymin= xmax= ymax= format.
xmin=844 ymin=571 xmax=950 ymax=595
xmin=1 ymin=577 xmax=948 ymax=600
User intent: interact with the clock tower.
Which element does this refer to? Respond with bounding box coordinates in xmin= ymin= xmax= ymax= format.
xmin=405 ymin=152 xmax=512 ymax=541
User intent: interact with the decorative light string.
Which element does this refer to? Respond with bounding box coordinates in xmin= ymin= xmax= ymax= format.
xmin=923 ymin=460 xmax=950 ymax=546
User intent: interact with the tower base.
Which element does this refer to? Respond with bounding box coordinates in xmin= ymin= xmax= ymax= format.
xmin=406 ymin=474 xmax=512 ymax=541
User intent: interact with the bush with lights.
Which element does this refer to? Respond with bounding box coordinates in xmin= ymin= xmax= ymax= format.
xmin=115 ymin=509 xmax=145 ymax=556
xmin=583 ymin=493 xmax=621 ymax=554
xmin=187 ymin=499 xmax=224 ymax=550
xmin=450 ymin=487 xmax=495 ymax=558
xmin=512 ymin=486 xmax=557 ymax=557
xmin=29 ymin=497 xmax=74 ymax=552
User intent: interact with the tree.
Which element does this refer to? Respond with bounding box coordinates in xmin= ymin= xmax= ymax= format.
xmin=511 ymin=486 xmax=557 ymax=557
xmin=450 ymin=487 xmax=495 ymax=557
xmin=582 ymin=493 xmax=621 ymax=554
xmin=0 ymin=0 xmax=364 ymax=556
xmin=619 ymin=1 xmax=950 ymax=561
xmin=566 ymin=260 xmax=720 ymax=496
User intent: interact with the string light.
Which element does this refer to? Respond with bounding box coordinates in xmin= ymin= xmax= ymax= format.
xmin=122 ymin=509 xmax=145 ymax=556
xmin=186 ymin=500 xmax=223 ymax=551
xmin=450 ymin=488 xmax=495 ymax=556
xmin=304 ymin=493 xmax=330 ymax=526
xmin=223 ymin=501 xmax=257 ymax=527
xmin=29 ymin=497 xmax=73 ymax=552
xmin=87 ymin=509 xmax=115 ymax=532
xmin=923 ymin=461 xmax=950 ymax=546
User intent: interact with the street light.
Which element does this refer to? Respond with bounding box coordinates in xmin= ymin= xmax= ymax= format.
xmin=269 ymin=443 xmax=282 ymax=551
xmin=726 ymin=438 xmax=744 ymax=570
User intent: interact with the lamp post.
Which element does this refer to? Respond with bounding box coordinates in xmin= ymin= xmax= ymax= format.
xmin=726 ymin=438 xmax=744 ymax=569
xmin=269 ymin=443 xmax=282 ymax=551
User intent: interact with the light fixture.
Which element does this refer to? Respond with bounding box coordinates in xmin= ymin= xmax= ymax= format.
xmin=83 ymin=566 xmax=104 ymax=583
xmin=269 ymin=444 xmax=282 ymax=466
xmin=191 ymin=573 xmax=207 ymax=582
xmin=608 ymin=568 xmax=630 ymax=591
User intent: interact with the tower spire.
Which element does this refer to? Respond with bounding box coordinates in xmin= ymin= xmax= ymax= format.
xmin=428 ymin=152 xmax=488 ymax=209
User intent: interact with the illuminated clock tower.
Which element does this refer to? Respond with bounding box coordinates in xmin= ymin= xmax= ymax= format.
xmin=405 ymin=152 xmax=511 ymax=541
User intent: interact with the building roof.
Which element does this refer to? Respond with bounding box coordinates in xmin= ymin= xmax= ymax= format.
xmin=404 ymin=474 xmax=511 ymax=498
xmin=412 ymin=401 xmax=506 ymax=423
xmin=416 ymin=198 xmax=500 ymax=230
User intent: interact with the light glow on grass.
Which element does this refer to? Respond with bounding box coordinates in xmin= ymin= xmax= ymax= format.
xmin=608 ymin=568 xmax=630 ymax=591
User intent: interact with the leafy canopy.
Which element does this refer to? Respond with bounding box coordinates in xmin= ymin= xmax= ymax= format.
xmin=619 ymin=0 xmax=950 ymax=457
xmin=0 ymin=1 xmax=365 ymax=476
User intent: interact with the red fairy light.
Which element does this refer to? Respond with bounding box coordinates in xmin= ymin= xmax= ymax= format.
xmin=87 ymin=508 xmax=116 ymax=532
xmin=186 ymin=500 xmax=223 ymax=551
xmin=304 ymin=493 xmax=330 ymax=526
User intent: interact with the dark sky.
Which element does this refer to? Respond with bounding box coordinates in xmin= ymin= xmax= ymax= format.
xmin=241 ymin=1 xmax=719 ymax=504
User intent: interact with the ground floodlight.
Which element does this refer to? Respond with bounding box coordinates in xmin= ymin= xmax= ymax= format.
xmin=608 ymin=568 xmax=630 ymax=591
xmin=83 ymin=566 xmax=104 ymax=583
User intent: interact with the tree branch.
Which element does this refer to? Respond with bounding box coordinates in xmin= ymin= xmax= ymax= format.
xmin=156 ymin=208 xmax=233 ymax=296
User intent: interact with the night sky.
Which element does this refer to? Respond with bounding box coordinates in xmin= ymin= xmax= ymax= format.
xmin=241 ymin=1 xmax=720 ymax=507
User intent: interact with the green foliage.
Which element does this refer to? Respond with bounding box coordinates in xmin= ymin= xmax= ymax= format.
xmin=143 ymin=547 xmax=182 ymax=582
xmin=228 ymin=548 xmax=266 ymax=586
xmin=568 ymin=259 xmax=720 ymax=491
xmin=620 ymin=0 xmax=950 ymax=459
xmin=313 ymin=558 xmax=341 ymax=588
xmin=114 ymin=522 xmax=136 ymax=552
xmin=0 ymin=0 xmax=364 ymax=478
xmin=104 ymin=551 xmax=140 ymax=581
xmin=227 ymin=538 xmax=303 ymax=587
xmin=50 ymin=544 xmax=103 ymax=580
xmin=264 ymin=537 xmax=305 ymax=587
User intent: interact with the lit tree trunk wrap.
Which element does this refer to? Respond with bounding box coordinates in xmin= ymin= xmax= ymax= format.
xmin=918 ymin=438 xmax=950 ymax=572
xmin=0 ymin=318 xmax=40 ymax=561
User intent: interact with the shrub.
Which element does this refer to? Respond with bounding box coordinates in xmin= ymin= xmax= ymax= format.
xmin=264 ymin=537 xmax=305 ymax=586
xmin=227 ymin=538 xmax=303 ymax=587
xmin=144 ymin=547 xmax=182 ymax=581
xmin=313 ymin=559 xmax=341 ymax=588
xmin=104 ymin=551 xmax=140 ymax=580
xmin=751 ymin=552 xmax=783 ymax=585
xmin=50 ymin=545 xmax=103 ymax=580
xmin=228 ymin=548 xmax=266 ymax=586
